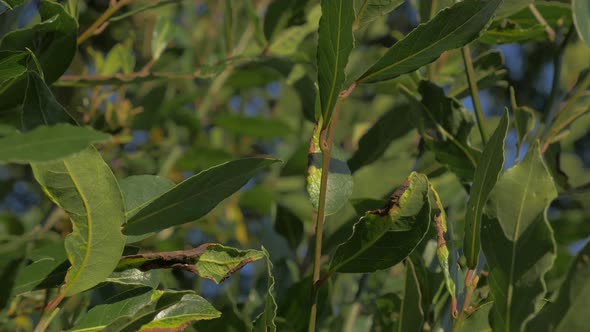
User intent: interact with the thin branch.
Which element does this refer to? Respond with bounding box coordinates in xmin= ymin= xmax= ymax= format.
xmin=461 ymin=46 xmax=488 ymax=144
xmin=528 ymin=3 xmax=555 ymax=42
xmin=78 ymin=0 xmax=134 ymax=44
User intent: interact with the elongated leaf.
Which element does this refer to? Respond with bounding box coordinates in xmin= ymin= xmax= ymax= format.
xmin=274 ymin=205 xmax=304 ymax=251
xmin=213 ymin=114 xmax=293 ymax=139
xmin=268 ymin=5 xmax=321 ymax=56
xmin=404 ymin=81 xmax=479 ymax=182
xmin=353 ymin=0 xmax=404 ymax=30
xmin=317 ymin=0 xmax=354 ymax=126
xmin=252 ymin=247 xmax=277 ymax=332
xmin=0 ymin=124 xmax=110 ymax=164
xmin=0 ymin=235 xmax=26 ymax=309
xmin=481 ymin=144 xmax=557 ymax=332
xmin=573 ymin=0 xmax=590 ymax=47
xmin=70 ymin=288 xmax=220 ymax=332
xmin=329 ymin=172 xmax=430 ymax=273
xmin=348 ymin=103 xmax=413 ymax=173
xmin=464 ymin=110 xmax=509 ymax=269
xmin=0 ymin=50 xmax=25 ymax=83
xmin=525 ymin=241 xmax=590 ymax=332
xmin=32 ymin=148 xmax=126 ymax=296
xmin=448 ymin=50 xmax=507 ymax=98
xmin=105 ymin=269 xmax=160 ymax=289
xmin=0 ymin=0 xmax=77 ymax=84
xmin=496 ymin=0 xmax=533 ymax=19
xmin=12 ymin=242 xmax=69 ymax=295
xmin=357 ymin=0 xmax=502 ymax=83
xmin=307 ymin=124 xmax=354 ymax=216
xmin=460 ymin=301 xmax=493 ymax=332
xmin=123 ymin=158 xmax=279 ymax=235
xmin=117 ymin=243 xmax=265 ymax=284
xmin=398 ymin=257 xmax=424 ymax=332
xmin=22 ymin=71 xmax=76 ymax=130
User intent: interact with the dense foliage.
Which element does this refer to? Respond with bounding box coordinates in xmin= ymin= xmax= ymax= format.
xmin=0 ymin=0 xmax=589 ymax=331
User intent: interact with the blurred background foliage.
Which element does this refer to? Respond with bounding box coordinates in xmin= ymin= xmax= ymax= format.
xmin=0 ymin=0 xmax=588 ymax=331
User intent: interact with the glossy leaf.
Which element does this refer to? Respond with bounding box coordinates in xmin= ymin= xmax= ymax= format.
xmin=123 ymin=158 xmax=279 ymax=235
xmin=32 ymin=148 xmax=127 ymax=296
xmin=573 ymin=0 xmax=590 ymax=47
xmin=329 ymin=172 xmax=430 ymax=273
xmin=0 ymin=124 xmax=110 ymax=164
xmin=0 ymin=0 xmax=77 ymax=84
xmin=0 ymin=50 xmax=25 ymax=83
xmin=252 ymin=247 xmax=277 ymax=331
xmin=307 ymin=124 xmax=354 ymax=216
xmin=348 ymin=103 xmax=413 ymax=173
xmin=138 ymin=294 xmax=221 ymax=330
xmin=464 ymin=110 xmax=509 ymax=269
xmin=105 ymin=269 xmax=160 ymax=289
xmin=12 ymin=242 xmax=69 ymax=295
xmin=481 ymin=144 xmax=557 ymax=332
xmin=357 ymin=0 xmax=502 ymax=83
xmin=317 ymin=0 xmax=354 ymax=126
xmin=525 ymin=241 xmax=590 ymax=332
xmin=22 ymin=71 xmax=76 ymax=130
xmin=117 ymin=243 xmax=265 ymax=284
xmin=353 ymin=0 xmax=404 ymax=30
xmin=404 ymin=81 xmax=479 ymax=182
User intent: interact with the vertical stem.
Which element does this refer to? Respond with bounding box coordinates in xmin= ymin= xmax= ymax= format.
xmin=461 ymin=46 xmax=488 ymax=144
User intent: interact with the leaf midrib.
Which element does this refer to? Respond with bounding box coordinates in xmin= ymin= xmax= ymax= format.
xmin=359 ymin=1 xmax=496 ymax=82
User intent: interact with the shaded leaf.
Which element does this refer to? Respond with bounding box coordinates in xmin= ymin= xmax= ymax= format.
xmin=353 ymin=0 xmax=404 ymax=30
xmin=0 ymin=50 xmax=26 ymax=83
xmin=276 ymin=276 xmax=331 ymax=332
xmin=105 ymin=269 xmax=160 ymax=289
xmin=138 ymin=294 xmax=221 ymax=331
xmin=448 ymin=50 xmax=508 ymax=98
xmin=307 ymin=124 xmax=354 ymax=216
xmin=123 ymin=158 xmax=280 ymax=235
xmin=117 ymin=243 xmax=265 ymax=284
xmin=357 ymin=0 xmax=502 ymax=83
xmin=317 ymin=0 xmax=354 ymax=126
xmin=12 ymin=242 xmax=69 ymax=295
xmin=329 ymin=172 xmax=430 ymax=273
xmin=525 ymin=241 xmax=590 ymax=332
xmin=460 ymin=301 xmax=493 ymax=332
xmin=22 ymin=71 xmax=76 ymax=130
xmin=252 ymin=247 xmax=277 ymax=331
xmin=495 ymin=0 xmax=533 ymax=19
xmin=398 ymin=257 xmax=425 ymax=331
xmin=0 ymin=0 xmax=77 ymax=84
xmin=274 ymin=205 xmax=304 ymax=251
xmin=464 ymin=110 xmax=509 ymax=269
xmin=268 ymin=5 xmax=321 ymax=56
xmin=404 ymin=81 xmax=479 ymax=182
xmin=573 ymin=0 xmax=590 ymax=47
xmin=348 ymin=103 xmax=413 ymax=173
xmin=32 ymin=147 xmax=126 ymax=296
xmin=0 ymin=124 xmax=110 ymax=164
xmin=0 ymin=235 xmax=26 ymax=309
xmin=213 ymin=114 xmax=293 ymax=139
xmin=481 ymin=144 xmax=557 ymax=332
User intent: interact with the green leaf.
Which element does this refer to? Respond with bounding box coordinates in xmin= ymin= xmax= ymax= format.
xmin=276 ymin=276 xmax=331 ymax=332
xmin=525 ymin=241 xmax=590 ymax=332
xmin=329 ymin=172 xmax=430 ymax=273
xmin=22 ymin=71 xmax=76 ymax=130
xmin=0 ymin=235 xmax=26 ymax=309
xmin=357 ymin=0 xmax=502 ymax=83
xmin=274 ymin=205 xmax=304 ymax=251
xmin=116 ymin=243 xmax=265 ymax=284
xmin=0 ymin=124 xmax=110 ymax=164
xmin=573 ymin=0 xmax=590 ymax=47
xmin=495 ymin=0 xmax=533 ymax=19
xmin=0 ymin=50 xmax=26 ymax=84
xmin=12 ymin=242 xmax=69 ymax=295
xmin=459 ymin=301 xmax=493 ymax=332
xmin=481 ymin=144 xmax=557 ymax=332
xmin=104 ymin=269 xmax=160 ymax=289
xmin=397 ymin=257 xmax=425 ymax=331
xmin=0 ymin=0 xmax=77 ymax=84
xmin=348 ymin=103 xmax=413 ymax=173
xmin=306 ymin=124 xmax=354 ymax=216
xmin=123 ymin=158 xmax=279 ymax=235
xmin=464 ymin=110 xmax=509 ymax=269
xmin=317 ymin=0 xmax=354 ymax=126
xmin=448 ymin=50 xmax=508 ymax=99
xmin=151 ymin=16 xmax=174 ymax=61
xmin=70 ymin=288 xmax=220 ymax=332
xmin=353 ymin=0 xmax=404 ymax=31
xmin=404 ymin=81 xmax=479 ymax=182
xmin=213 ymin=114 xmax=293 ymax=139
xmin=252 ymin=247 xmax=277 ymax=332
xmin=268 ymin=5 xmax=321 ymax=56
xmin=32 ymin=147 xmax=127 ymax=296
